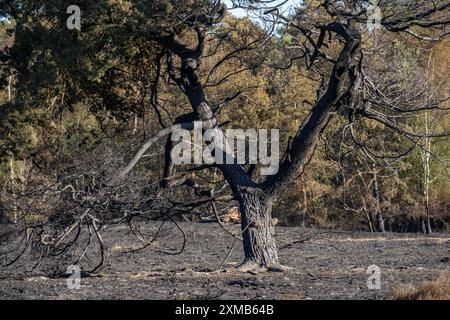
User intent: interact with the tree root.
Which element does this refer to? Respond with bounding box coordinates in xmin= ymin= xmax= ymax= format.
xmin=234 ymin=260 xmax=294 ymax=274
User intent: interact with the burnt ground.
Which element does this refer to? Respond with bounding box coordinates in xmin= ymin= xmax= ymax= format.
xmin=0 ymin=222 xmax=449 ymax=300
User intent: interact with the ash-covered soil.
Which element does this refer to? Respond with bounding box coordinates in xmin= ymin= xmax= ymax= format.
xmin=1 ymin=222 xmax=449 ymax=300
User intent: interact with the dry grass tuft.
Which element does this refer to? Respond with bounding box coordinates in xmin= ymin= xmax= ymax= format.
xmin=389 ymin=274 xmax=450 ymax=300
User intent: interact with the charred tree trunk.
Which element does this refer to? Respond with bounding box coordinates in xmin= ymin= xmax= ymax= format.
xmin=237 ymin=188 xmax=279 ymax=271
xmin=164 ymin=38 xmax=281 ymax=270
xmin=426 ymin=217 xmax=432 ymax=234
xmin=157 ymin=18 xmax=362 ymax=272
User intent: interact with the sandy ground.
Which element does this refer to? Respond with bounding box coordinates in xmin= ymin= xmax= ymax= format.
xmin=1 ymin=222 xmax=449 ymax=300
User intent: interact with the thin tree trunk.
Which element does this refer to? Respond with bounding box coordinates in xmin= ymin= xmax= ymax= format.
xmin=426 ymin=217 xmax=432 ymax=234
xmin=9 ymin=157 xmax=17 ymax=224
xmin=8 ymin=75 xmax=12 ymax=102
xmin=422 ymin=111 xmax=432 ymax=234
xmin=367 ymin=212 xmax=374 ymax=233
xmin=421 ymin=218 xmax=427 ymax=234
xmin=301 ymin=176 xmax=308 ymax=227
xmin=375 ymin=211 xmax=385 ymax=233
xmin=372 ymin=165 xmax=385 ymax=233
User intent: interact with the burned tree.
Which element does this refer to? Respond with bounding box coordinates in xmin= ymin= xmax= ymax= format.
xmin=120 ymin=0 xmax=449 ymax=271
xmin=1 ymin=0 xmax=449 ymax=273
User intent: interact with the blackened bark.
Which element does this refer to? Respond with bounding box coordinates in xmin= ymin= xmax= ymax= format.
xmin=161 ymin=137 xmax=174 ymax=188
xmin=237 ymin=188 xmax=279 ymax=269
xmin=426 ymin=217 xmax=432 ymax=234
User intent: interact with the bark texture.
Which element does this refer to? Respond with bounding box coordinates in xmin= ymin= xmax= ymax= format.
xmin=238 ymin=188 xmax=279 ymax=269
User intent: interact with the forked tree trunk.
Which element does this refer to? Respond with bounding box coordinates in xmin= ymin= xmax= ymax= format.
xmin=158 ymin=20 xmax=361 ymax=272
xmin=237 ymin=187 xmax=279 ymax=270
